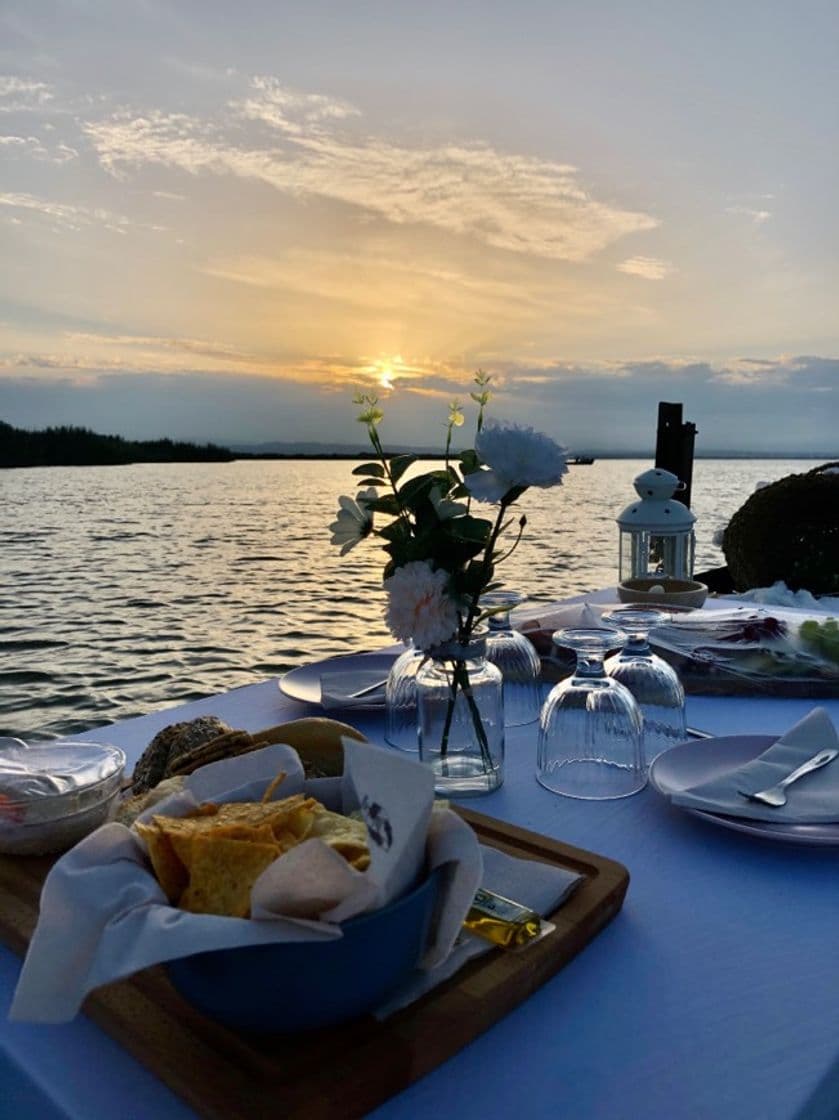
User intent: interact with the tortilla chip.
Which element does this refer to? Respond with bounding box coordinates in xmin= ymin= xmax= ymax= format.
xmin=261 ymin=770 xmax=287 ymax=803
xmin=135 ymin=821 xmax=189 ymax=904
xmin=308 ymin=806 xmax=370 ymax=869
xmin=210 ymin=822 xmax=278 ymax=845
xmin=137 ymin=791 xmax=370 ymax=914
xmin=179 ymin=835 xmax=280 ymax=918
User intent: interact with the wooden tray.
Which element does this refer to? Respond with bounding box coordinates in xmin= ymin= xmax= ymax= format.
xmin=0 ymin=808 xmax=629 ymax=1120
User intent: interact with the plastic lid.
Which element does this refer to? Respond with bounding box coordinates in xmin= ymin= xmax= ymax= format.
xmin=0 ymin=738 xmax=126 ymax=807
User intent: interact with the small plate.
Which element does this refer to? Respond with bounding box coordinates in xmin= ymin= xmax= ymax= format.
xmin=279 ymin=651 xmax=398 ymax=706
xmin=649 ymin=735 xmax=839 ymax=846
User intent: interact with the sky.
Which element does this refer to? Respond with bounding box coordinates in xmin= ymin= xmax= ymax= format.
xmin=1 ymin=0 xmax=837 ymax=454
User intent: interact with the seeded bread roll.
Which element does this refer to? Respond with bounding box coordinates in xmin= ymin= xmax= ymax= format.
xmin=131 ymin=716 xmax=232 ymax=793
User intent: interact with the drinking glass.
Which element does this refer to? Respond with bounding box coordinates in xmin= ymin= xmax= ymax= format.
xmin=385 ymin=643 xmax=424 ymax=752
xmin=601 ymin=607 xmax=686 ymax=768
xmin=537 ymin=628 xmax=646 ymax=800
xmin=482 ymin=590 xmax=542 ymax=726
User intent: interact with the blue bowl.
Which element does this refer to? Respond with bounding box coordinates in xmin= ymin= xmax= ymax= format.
xmin=165 ymin=867 xmax=442 ymax=1033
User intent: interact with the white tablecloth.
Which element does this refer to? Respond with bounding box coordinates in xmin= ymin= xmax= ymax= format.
xmin=2 ymin=592 xmax=839 ymax=1120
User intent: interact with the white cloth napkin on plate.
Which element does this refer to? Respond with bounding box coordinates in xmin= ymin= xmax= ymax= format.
xmin=670 ymin=707 xmax=839 ymax=823
xmin=10 ymin=740 xmax=482 ymax=1023
xmin=319 ymin=668 xmax=388 ymax=710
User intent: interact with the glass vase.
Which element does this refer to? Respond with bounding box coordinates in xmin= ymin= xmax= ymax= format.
xmin=385 ymin=643 xmax=424 ymax=752
xmin=417 ymin=634 xmax=504 ymax=796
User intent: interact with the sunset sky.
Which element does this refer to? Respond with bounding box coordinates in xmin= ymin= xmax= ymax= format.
xmin=1 ymin=1 xmax=837 ymax=453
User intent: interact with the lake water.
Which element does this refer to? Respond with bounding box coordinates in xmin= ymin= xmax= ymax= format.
xmin=0 ymin=457 xmax=818 ymax=740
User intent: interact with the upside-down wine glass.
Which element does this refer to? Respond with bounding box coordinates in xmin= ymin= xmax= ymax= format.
xmin=601 ymin=607 xmax=686 ymax=768
xmin=536 ymin=628 xmax=646 ymax=800
xmin=482 ymin=590 xmax=542 ymax=726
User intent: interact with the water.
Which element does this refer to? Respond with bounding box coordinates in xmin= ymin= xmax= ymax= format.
xmin=0 ymin=457 xmax=817 ymax=739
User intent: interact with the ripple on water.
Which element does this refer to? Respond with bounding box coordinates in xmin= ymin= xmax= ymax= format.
xmin=0 ymin=457 xmax=812 ymax=738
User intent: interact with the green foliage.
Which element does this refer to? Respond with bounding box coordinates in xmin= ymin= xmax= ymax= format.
xmin=722 ymin=463 xmax=839 ymax=594
xmin=333 ymin=368 xmax=540 ymax=641
xmin=800 ymin=618 xmax=839 ymax=664
xmin=0 ymin=420 xmax=235 ymax=469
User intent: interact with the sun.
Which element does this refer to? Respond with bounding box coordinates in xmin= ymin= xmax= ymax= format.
xmin=378 ymin=364 xmax=394 ymax=390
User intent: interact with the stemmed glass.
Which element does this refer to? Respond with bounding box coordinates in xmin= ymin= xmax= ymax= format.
xmin=601 ymin=607 xmax=686 ymax=768
xmin=536 ymin=628 xmax=646 ymax=800
xmin=482 ymin=590 xmax=542 ymax=726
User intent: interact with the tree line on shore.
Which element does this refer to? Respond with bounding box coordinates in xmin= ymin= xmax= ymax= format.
xmin=0 ymin=420 xmax=236 ymax=468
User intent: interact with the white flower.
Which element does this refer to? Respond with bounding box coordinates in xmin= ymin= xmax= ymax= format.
xmin=465 ymin=420 xmax=568 ymax=504
xmin=328 ymin=488 xmax=376 ymax=555
xmin=384 ymin=560 xmax=459 ymax=648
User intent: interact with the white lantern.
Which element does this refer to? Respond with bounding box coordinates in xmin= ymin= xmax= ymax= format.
xmin=617 ymin=468 xmax=696 ymax=582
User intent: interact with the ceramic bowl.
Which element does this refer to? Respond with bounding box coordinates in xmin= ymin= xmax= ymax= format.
xmin=165 ymin=866 xmax=443 ymax=1033
xmin=617 ymin=578 xmax=709 ymax=610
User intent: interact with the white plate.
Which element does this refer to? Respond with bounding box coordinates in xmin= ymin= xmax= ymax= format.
xmin=279 ymin=651 xmax=398 ymax=706
xmin=649 ymin=735 xmax=839 ymax=846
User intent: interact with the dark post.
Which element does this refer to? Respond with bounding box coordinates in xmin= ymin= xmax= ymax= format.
xmin=655 ymin=402 xmax=697 ymax=508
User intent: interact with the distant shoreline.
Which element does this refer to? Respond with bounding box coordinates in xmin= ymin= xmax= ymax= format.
xmin=1 ymin=420 xmax=832 ymax=468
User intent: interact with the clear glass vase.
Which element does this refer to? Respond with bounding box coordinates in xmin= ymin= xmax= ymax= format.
xmin=417 ymin=634 xmax=504 ymax=796
xmin=385 ymin=643 xmax=424 ymax=752
xmin=482 ymin=590 xmax=542 ymax=726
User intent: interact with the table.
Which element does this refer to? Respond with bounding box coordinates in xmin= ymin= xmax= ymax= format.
xmin=3 ymin=595 xmax=839 ymax=1120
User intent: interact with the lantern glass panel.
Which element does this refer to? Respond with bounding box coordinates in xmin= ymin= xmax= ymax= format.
xmin=619 ymin=529 xmax=695 ymax=581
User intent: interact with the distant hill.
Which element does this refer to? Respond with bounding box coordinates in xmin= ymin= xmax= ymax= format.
xmin=0 ymin=421 xmax=235 ymax=468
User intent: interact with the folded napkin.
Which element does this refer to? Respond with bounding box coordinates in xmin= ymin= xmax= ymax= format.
xmin=516 ymin=599 xmax=606 ymax=635
xmin=319 ymin=668 xmax=388 ymax=710
xmin=375 ymin=844 xmax=582 ymax=1019
xmin=670 ymin=707 xmax=839 ymax=823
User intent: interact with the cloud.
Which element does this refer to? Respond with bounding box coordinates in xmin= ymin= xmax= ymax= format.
xmin=616 ymin=256 xmax=672 ymax=280
xmin=0 ymin=133 xmax=77 ymax=161
xmin=725 ymin=205 xmax=771 ymax=224
xmin=0 ymin=75 xmax=53 ymax=112
xmin=82 ymin=77 xmax=658 ymax=262
xmin=1 ymin=354 xmax=835 ymax=454
xmin=0 ymin=191 xmax=157 ymax=234
xmin=202 ymin=246 xmax=555 ymax=323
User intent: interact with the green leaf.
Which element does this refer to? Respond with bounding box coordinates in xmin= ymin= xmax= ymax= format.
xmin=366 ymin=493 xmax=402 ymax=516
xmin=459 ymin=449 xmax=479 ymax=472
xmin=356 ymin=478 xmax=385 ymax=488
xmin=352 ymin=462 xmax=385 ymax=477
xmin=444 ymin=515 xmax=492 ymax=545
xmin=398 ymin=470 xmax=450 ymax=510
xmin=388 ymin=453 xmax=418 ymax=483
xmin=378 ymin=519 xmax=410 ymax=543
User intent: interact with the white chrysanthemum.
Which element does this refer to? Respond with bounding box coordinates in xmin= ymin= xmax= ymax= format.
xmin=328 ymin=488 xmax=376 ymax=555
xmin=384 ymin=560 xmax=459 ymax=648
xmin=465 ymin=420 xmax=568 ymax=503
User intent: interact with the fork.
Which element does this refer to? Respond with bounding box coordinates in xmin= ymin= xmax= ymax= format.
xmin=738 ymin=748 xmax=839 ymax=807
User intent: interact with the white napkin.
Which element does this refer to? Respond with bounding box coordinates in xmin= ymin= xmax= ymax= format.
xmin=517 ymin=599 xmax=607 ymax=636
xmin=319 ymin=669 xmax=388 ymax=710
xmin=375 ymin=844 xmax=583 ymax=1019
xmin=670 ymin=708 xmax=839 ymax=823
xmin=10 ymin=740 xmax=482 ymax=1024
